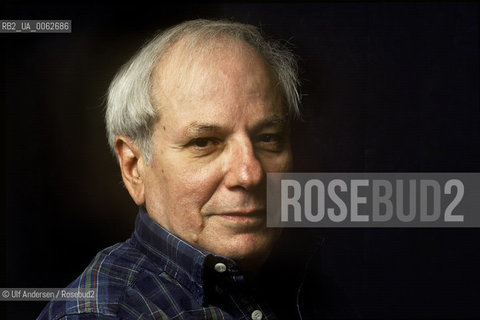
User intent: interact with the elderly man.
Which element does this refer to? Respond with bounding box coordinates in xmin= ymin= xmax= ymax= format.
xmin=38 ymin=19 xmax=346 ymax=320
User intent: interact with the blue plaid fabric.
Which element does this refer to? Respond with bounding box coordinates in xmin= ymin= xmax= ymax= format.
xmin=37 ymin=208 xmax=292 ymax=320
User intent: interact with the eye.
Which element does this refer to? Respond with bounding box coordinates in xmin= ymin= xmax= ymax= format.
xmin=187 ymin=137 xmax=220 ymax=151
xmin=192 ymin=138 xmax=212 ymax=148
xmin=259 ymin=134 xmax=277 ymax=143
xmin=255 ymin=133 xmax=284 ymax=152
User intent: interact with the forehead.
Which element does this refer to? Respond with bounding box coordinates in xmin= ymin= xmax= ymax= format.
xmin=151 ymin=36 xmax=283 ymax=115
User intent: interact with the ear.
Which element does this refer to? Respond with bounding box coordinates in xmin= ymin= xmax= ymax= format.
xmin=114 ymin=136 xmax=146 ymax=206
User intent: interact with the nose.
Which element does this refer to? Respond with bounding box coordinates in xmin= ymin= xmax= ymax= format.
xmin=223 ymin=136 xmax=264 ymax=190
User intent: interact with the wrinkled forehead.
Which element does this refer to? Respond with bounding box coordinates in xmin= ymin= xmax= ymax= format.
xmin=150 ymin=35 xmax=282 ymax=110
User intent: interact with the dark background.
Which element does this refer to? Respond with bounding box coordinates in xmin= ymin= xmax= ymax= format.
xmin=1 ymin=2 xmax=479 ymax=319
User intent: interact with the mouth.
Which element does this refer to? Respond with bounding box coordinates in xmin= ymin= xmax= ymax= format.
xmin=213 ymin=209 xmax=266 ymax=225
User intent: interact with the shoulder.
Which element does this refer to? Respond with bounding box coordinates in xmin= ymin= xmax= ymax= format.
xmin=37 ymin=239 xmax=163 ymax=320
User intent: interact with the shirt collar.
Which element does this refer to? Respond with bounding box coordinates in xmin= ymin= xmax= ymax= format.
xmin=131 ymin=207 xmax=241 ymax=305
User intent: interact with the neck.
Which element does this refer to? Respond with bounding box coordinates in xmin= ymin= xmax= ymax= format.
xmin=236 ymin=251 xmax=271 ymax=283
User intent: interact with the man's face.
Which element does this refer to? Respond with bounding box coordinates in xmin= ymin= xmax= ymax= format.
xmin=142 ymin=39 xmax=292 ymax=268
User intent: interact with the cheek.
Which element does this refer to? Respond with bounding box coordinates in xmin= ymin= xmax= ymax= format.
xmin=165 ymin=163 xmax=225 ymax=241
xmin=164 ymin=160 xmax=224 ymax=212
xmin=261 ymin=150 xmax=293 ymax=172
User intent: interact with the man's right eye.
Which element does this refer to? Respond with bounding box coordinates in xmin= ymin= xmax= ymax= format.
xmin=187 ymin=137 xmax=219 ymax=150
xmin=192 ymin=138 xmax=210 ymax=148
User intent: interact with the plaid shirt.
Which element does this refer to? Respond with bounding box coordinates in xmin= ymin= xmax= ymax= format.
xmin=37 ymin=208 xmax=310 ymax=320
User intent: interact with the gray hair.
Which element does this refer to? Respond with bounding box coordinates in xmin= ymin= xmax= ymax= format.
xmin=105 ymin=19 xmax=301 ymax=163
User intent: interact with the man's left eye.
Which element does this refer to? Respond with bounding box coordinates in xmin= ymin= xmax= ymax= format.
xmin=258 ymin=134 xmax=281 ymax=143
xmin=260 ymin=134 xmax=277 ymax=142
xmin=255 ymin=134 xmax=284 ymax=151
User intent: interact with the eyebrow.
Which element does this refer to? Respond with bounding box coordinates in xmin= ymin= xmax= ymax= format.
xmin=183 ymin=123 xmax=222 ymax=136
xmin=183 ymin=116 xmax=288 ymax=136
xmin=251 ymin=116 xmax=288 ymax=132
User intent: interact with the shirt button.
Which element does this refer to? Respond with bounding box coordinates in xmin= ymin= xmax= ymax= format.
xmin=251 ymin=310 xmax=263 ymax=320
xmin=214 ymin=262 xmax=227 ymax=273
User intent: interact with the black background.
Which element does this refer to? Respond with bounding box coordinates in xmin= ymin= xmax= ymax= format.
xmin=1 ymin=2 xmax=479 ymax=319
